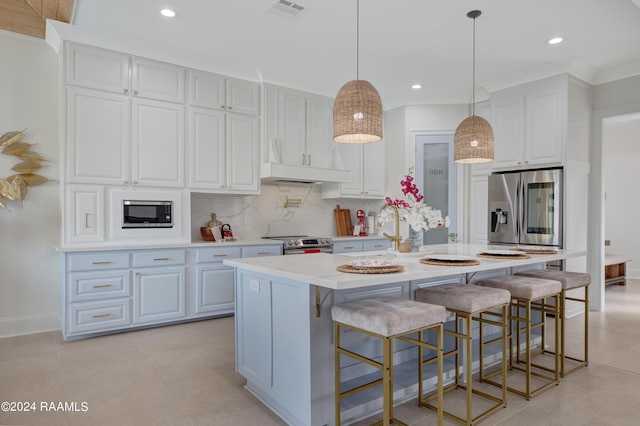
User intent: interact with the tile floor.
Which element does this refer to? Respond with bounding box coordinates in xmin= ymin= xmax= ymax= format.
xmin=1 ymin=281 xmax=640 ymax=426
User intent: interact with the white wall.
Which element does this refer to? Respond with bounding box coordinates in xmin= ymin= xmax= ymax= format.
xmin=603 ymin=113 xmax=640 ymax=278
xmin=0 ymin=30 xmax=61 ymax=337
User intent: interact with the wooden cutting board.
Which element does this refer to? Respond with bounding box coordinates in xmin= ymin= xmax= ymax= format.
xmin=334 ymin=205 xmax=353 ymax=236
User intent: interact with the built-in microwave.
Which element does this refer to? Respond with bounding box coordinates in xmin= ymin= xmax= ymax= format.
xmin=122 ymin=200 xmax=173 ymax=228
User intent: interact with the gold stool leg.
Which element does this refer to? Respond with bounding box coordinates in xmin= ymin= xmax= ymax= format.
xmin=334 ymin=322 xmax=341 ymax=426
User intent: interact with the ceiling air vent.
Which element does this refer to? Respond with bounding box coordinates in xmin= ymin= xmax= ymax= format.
xmin=266 ymin=0 xmax=310 ymax=20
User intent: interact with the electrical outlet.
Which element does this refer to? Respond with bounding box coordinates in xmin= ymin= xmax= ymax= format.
xmin=244 ymin=216 xmax=250 ymax=226
xmin=250 ymin=279 xmax=260 ymax=293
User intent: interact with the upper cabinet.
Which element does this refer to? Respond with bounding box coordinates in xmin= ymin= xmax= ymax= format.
xmin=490 ymin=76 xmax=564 ymax=171
xmin=322 ymin=141 xmax=385 ymax=199
xmin=264 ymin=85 xmax=332 ymax=168
xmin=65 ymin=43 xmax=184 ymax=187
xmin=261 ymin=84 xmax=349 ymax=183
xmin=66 ymin=43 xmax=185 ymax=103
xmin=187 ymin=70 xmax=260 ymax=194
xmin=188 ymin=71 xmax=259 ymax=116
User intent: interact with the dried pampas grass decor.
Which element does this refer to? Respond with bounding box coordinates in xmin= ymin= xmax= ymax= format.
xmin=0 ymin=129 xmax=53 ymax=210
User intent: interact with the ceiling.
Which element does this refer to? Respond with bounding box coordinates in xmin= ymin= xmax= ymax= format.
xmin=0 ymin=0 xmax=73 ymax=38
xmin=51 ymin=1 xmax=640 ymax=107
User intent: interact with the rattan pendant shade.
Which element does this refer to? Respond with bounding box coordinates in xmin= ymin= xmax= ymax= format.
xmin=333 ymin=79 xmax=383 ymax=143
xmin=454 ymin=115 xmax=494 ymax=163
xmin=333 ymin=0 xmax=383 ymax=144
xmin=454 ymin=10 xmax=494 ymax=164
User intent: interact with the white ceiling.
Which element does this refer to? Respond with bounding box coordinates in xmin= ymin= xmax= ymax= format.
xmin=71 ymin=0 xmax=640 ymax=108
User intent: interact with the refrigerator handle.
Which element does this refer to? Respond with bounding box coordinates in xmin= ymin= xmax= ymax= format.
xmin=517 ymin=178 xmax=523 ymax=242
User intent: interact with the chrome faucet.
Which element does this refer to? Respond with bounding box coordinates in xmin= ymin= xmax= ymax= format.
xmin=381 ymin=204 xmax=402 ymax=252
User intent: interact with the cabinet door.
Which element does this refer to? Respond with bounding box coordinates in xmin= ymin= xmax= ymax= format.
xmin=340 ymin=144 xmax=364 ymax=196
xmin=525 ymin=90 xmax=563 ymax=166
xmin=187 ymin=70 xmax=225 ymax=110
xmin=306 ymin=95 xmax=333 ymax=169
xmin=332 ymin=241 xmax=364 ymax=254
xmin=492 ymin=97 xmax=524 ymax=169
xmin=66 ymin=87 xmax=130 ymax=184
xmin=278 ymin=90 xmax=307 ymax=166
xmin=134 ymin=266 xmax=186 ymax=324
xmin=132 ymin=98 xmax=185 ymax=187
xmin=227 ymin=78 xmax=259 ymax=116
xmin=227 ymin=114 xmax=259 ymax=193
xmin=469 ymin=175 xmax=489 ymax=244
xmin=194 ymin=265 xmax=235 ymax=315
xmin=65 ymin=43 xmax=130 ymax=94
xmin=66 ymin=185 xmax=104 ymax=244
xmin=362 ymin=141 xmax=385 ymax=198
xmin=131 ymin=58 xmax=185 ymax=103
xmin=188 ymin=107 xmax=225 ymax=190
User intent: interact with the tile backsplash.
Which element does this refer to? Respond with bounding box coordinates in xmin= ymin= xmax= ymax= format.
xmin=190 ymin=182 xmax=388 ymax=241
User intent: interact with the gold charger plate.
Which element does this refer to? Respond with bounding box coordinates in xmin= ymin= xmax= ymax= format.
xmin=336 ymin=264 xmax=405 ymax=274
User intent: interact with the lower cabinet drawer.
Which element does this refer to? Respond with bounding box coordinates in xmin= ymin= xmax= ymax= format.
xmin=68 ymin=298 xmax=131 ymax=334
xmin=69 ymin=270 xmax=131 ymax=302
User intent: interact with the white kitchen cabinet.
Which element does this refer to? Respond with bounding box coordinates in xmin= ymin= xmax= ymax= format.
xmin=321 ymin=140 xmax=385 ymax=199
xmin=66 ymin=87 xmax=130 ymax=185
xmin=188 ymin=106 xmax=259 ymax=193
xmin=491 ymin=77 xmax=564 ymax=170
xmin=188 ymin=70 xmax=259 ymax=116
xmin=65 ymin=184 xmax=105 ymax=244
xmin=132 ymin=249 xmax=187 ymax=324
xmin=468 ymin=175 xmax=489 ymax=244
xmin=332 ymin=238 xmax=391 ymax=254
xmin=132 ymin=98 xmax=184 ymax=187
xmin=263 ymin=85 xmax=334 ymax=169
xmin=66 ymin=43 xmax=184 ymax=103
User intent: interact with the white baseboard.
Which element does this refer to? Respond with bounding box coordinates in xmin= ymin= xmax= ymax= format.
xmin=0 ymin=312 xmax=60 ymax=339
xmin=626 ymin=268 xmax=639 ymax=280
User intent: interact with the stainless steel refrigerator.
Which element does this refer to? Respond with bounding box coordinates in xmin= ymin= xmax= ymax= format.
xmin=488 ymin=168 xmax=563 ymax=248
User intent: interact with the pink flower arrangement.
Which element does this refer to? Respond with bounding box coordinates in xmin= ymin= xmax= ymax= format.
xmin=379 ymin=170 xmax=450 ymax=233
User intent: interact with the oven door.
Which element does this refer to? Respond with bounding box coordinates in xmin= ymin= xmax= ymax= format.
xmin=520 ymin=169 xmax=562 ymax=246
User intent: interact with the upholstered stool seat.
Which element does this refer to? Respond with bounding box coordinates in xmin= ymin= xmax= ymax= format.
xmin=515 ymin=270 xmax=590 ymax=376
xmin=477 ymin=275 xmax=562 ymax=400
xmin=415 ymin=284 xmax=510 ymax=425
xmin=332 ymin=297 xmax=446 ymax=426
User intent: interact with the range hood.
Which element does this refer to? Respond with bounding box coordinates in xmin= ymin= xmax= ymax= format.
xmin=260 ymin=162 xmax=351 ymax=184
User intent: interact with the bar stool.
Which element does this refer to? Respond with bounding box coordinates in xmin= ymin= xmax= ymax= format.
xmin=476 ymin=275 xmax=562 ymax=400
xmin=515 ymin=270 xmax=590 ymax=376
xmin=332 ymin=297 xmax=446 ymax=426
xmin=415 ymin=284 xmax=510 ymax=426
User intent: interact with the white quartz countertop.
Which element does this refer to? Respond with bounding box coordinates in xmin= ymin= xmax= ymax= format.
xmin=55 ymin=238 xmax=282 ymax=253
xmin=223 ymin=243 xmax=587 ymax=290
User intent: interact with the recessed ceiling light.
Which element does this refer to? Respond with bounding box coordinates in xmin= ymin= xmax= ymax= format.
xmin=412 ymin=84 xmax=422 ymax=89
xmin=161 ymin=9 xmax=176 ymax=18
xmin=546 ymin=36 xmax=563 ymax=45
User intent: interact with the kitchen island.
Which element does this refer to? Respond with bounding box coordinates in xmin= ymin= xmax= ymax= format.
xmin=224 ymin=244 xmax=586 ymax=426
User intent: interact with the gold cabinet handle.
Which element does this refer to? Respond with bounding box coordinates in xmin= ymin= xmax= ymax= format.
xmin=153 ymin=257 xmax=170 ymax=261
xmin=92 ymin=313 xmax=111 ymax=318
xmin=92 ymin=261 xmax=112 ymax=265
xmin=220 ymin=105 xmax=225 ymax=109
xmin=124 ymin=88 xmax=129 ymax=94
xmin=124 ymin=180 xmax=129 ymax=184
xmin=93 ymin=284 xmax=112 ymax=289
xmin=344 ymin=246 xmax=354 ymax=249
xmin=308 ymin=154 xmax=311 ymax=166
xmin=257 ymin=251 xmax=271 ymax=255
xmin=85 ymin=213 xmax=90 ymax=228
xmin=213 ymin=254 xmax=227 ymax=257
xmin=134 ymin=90 xmax=139 ymax=95
xmin=228 ymin=106 xmax=232 ymax=110
xmin=301 ymin=154 xmax=306 ymax=165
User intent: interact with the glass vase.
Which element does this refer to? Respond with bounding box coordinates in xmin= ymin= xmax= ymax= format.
xmin=405 ymin=228 xmax=423 ymax=252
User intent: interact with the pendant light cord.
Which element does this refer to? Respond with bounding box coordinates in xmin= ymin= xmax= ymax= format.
xmin=356 ymin=0 xmax=360 ymax=80
xmin=471 ymin=14 xmax=476 ymax=116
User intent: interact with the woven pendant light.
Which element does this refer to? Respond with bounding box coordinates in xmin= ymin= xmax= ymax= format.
xmin=333 ymin=0 xmax=383 ymax=144
xmin=454 ymin=10 xmax=494 ymax=164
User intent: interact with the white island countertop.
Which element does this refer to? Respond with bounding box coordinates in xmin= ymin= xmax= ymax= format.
xmin=224 ymin=243 xmax=587 ymax=290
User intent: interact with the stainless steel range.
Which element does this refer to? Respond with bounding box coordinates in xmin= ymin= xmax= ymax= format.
xmin=264 ymin=236 xmax=333 ymax=255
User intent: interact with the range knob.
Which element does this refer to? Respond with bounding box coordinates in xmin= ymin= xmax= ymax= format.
xmin=287 ymin=240 xmax=294 ymax=246
xmin=294 ymin=240 xmax=300 ymax=245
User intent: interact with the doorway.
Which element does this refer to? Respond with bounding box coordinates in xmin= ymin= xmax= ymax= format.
xmin=415 ymin=134 xmax=457 ymax=245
